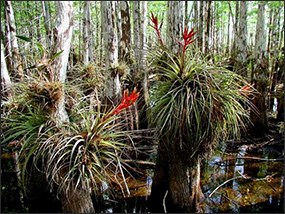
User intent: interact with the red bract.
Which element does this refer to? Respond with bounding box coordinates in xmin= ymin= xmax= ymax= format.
xmin=112 ymin=88 xmax=140 ymax=115
xmin=239 ymin=84 xmax=254 ymax=97
xmin=178 ymin=27 xmax=196 ymax=54
xmin=150 ymin=12 xmax=158 ymax=27
xmin=150 ymin=12 xmax=164 ymax=46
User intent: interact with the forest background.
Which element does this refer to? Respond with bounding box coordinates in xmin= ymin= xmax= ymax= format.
xmin=1 ymin=1 xmax=284 ymax=213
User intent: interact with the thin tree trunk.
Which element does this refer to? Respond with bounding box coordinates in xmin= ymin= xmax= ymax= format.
xmin=119 ymin=1 xmax=131 ymax=62
xmin=53 ymin=3 xmax=95 ymax=212
xmin=1 ymin=41 xmax=13 ymax=98
xmin=95 ymin=2 xmax=100 ymax=60
xmin=185 ymin=1 xmax=188 ymax=26
xmin=226 ymin=7 xmax=231 ymax=55
xmin=235 ymin=1 xmax=247 ymax=77
xmin=51 ymin=1 xmax=73 ymax=124
xmin=229 ymin=1 xmax=239 ymax=57
xmin=83 ymin=1 xmax=91 ymax=64
xmin=88 ymin=2 xmax=93 ymax=63
xmin=167 ymin=1 xmax=184 ymax=54
xmin=42 ymin=1 xmax=52 ymax=49
xmin=250 ymin=1 xmax=269 ymax=135
xmin=133 ymin=1 xmax=140 ymax=68
xmin=36 ymin=1 xmax=41 ymax=42
xmin=132 ymin=1 xmax=149 ymax=129
xmin=78 ymin=2 xmax=82 ymax=62
xmin=4 ymin=6 xmax=12 ymax=72
xmin=268 ymin=7 xmax=279 ymax=110
xmin=193 ymin=1 xmax=198 ymax=46
xmin=140 ymin=1 xmax=149 ymax=105
xmin=101 ymin=1 xmax=120 ymax=104
xmin=211 ymin=2 xmax=215 ymax=54
xmin=4 ymin=0 xmax=23 ymax=80
xmin=115 ymin=1 xmax=122 ymax=62
xmin=198 ymin=1 xmax=204 ymax=53
xmin=204 ymin=1 xmax=211 ymax=54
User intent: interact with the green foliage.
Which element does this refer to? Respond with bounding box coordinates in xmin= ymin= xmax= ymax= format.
xmin=149 ymin=48 xmax=253 ymax=160
xmin=37 ymin=106 xmax=133 ymax=196
xmin=1 ymin=70 xmax=136 ymax=198
xmin=1 ymin=104 xmax=51 ymax=194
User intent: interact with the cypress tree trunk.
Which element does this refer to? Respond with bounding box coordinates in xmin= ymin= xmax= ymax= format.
xmin=198 ymin=1 xmax=204 ymax=53
xmin=4 ymin=0 xmax=23 ymax=80
xmin=83 ymin=1 xmax=91 ymax=64
xmin=101 ymin=1 xmax=121 ymax=104
xmin=235 ymin=1 xmax=247 ymax=77
xmin=119 ymin=1 xmax=131 ymax=62
xmin=52 ymin=3 xmax=95 ymax=212
xmin=42 ymin=1 xmax=52 ymax=50
xmin=51 ymin=1 xmax=73 ymax=125
xmin=167 ymin=1 xmax=184 ymax=54
xmin=204 ymin=1 xmax=211 ymax=54
xmin=61 ymin=187 xmax=95 ymax=213
xmin=250 ymin=1 xmax=269 ymax=135
xmin=1 ymin=41 xmax=13 ymax=98
xmin=149 ymin=139 xmax=204 ymax=213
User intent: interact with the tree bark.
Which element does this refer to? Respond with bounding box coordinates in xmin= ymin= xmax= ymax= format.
xmin=235 ymin=1 xmax=247 ymax=77
xmin=133 ymin=1 xmax=140 ymax=68
xmin=119 ymin=1 xmax=131 ymax=62
xmin=42 ymin=1 xmax=52 ymax=50
xmin=226 ymin=5 xmax=231 ymax=55
xmin=51 ymin=1 xmax=73 ymax=126
xmin=149 ymin=139 xmax=205 ymax=213
xmin=101 ymin=1 xmax=121 ymax=104
xmin=198 ymin=1 xmax=204 ymax=53
xmin=140 ymin=1 xmax=149 ymax=105
xmin=250 ymin=1 xmax=269 ymax=135
xmin=204 ymin=1 xmax=211 ymax=54
xmin=35 ymin=1 xmax=41 ymax=42
xmin=193 ymin=1 xmax=198 ymax=46
xmin=53 ymin=4 xmax=95 ymax=212
xmin=167 ymin=1 xmax=184 ymax=54
xmin=83 ymin=1 xmax=91 ymax=64
xmin=4 ymin=0 xmax=23 ymax=80
xmin=230 ymin=1 xmax=239 ymax=57
xmin=1 ymin=41 xmax=13 ymax=98
xmin=61 ymin=188 xmax=95 ymax=213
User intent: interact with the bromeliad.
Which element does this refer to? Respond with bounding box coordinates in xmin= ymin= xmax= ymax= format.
xmin=178 ymin=27 xmax=196 ymax=55
xmin=150 ymin=12 xmax=164 ymax=46
xmin=112 ymin=88 xmax=140 ymax=115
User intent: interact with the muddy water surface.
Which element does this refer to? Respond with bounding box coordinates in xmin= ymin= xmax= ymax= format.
xmin=106 ymin=143 xmax=284 ymax=213
xmin=202 ymin=145 xmax=284 ymax=213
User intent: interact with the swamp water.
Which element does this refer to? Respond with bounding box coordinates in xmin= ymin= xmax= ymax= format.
xmin=1 ymin=141 xmax=284 ymax=213
xmin=101 ymin=143 xmax=284 ymax=213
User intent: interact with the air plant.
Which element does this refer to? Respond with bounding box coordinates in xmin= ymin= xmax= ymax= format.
xmin=150 ymin=12 xmax=164 ymax=46
xmin=2 ymin=83 xmax=140 ymax=199
xmin=36 ymin=89 xmax=140 ymax=196
xmin=149 ymin=13 xmax=255 ymax=161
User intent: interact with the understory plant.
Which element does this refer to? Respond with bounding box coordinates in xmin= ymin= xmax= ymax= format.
xmin=148 ymin=13 xmax=255 ymax=213
xmin=1 ymin=69 xmax=141 ymax=212
xmin=38 ymin=89 xmax=140 ymax=197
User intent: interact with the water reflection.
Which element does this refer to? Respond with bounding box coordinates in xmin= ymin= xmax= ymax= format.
xmin=101 ymin=143 xmax=284 ymax=213
xmin=233 ymin=145 xmax=247 ymax=191
xmin=202 ymin=144 xmax=284 ymax=213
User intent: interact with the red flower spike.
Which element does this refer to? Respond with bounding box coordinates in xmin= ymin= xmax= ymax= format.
xmin=150 ymin=12 xmax=164 ymax=46
xmin=112 ymin=88 xmax=140 ymax=115
xmin=150 ymin=12 xmax=158 ymax=28
xmin=179 ymin=27 xmax=197 ymax=54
